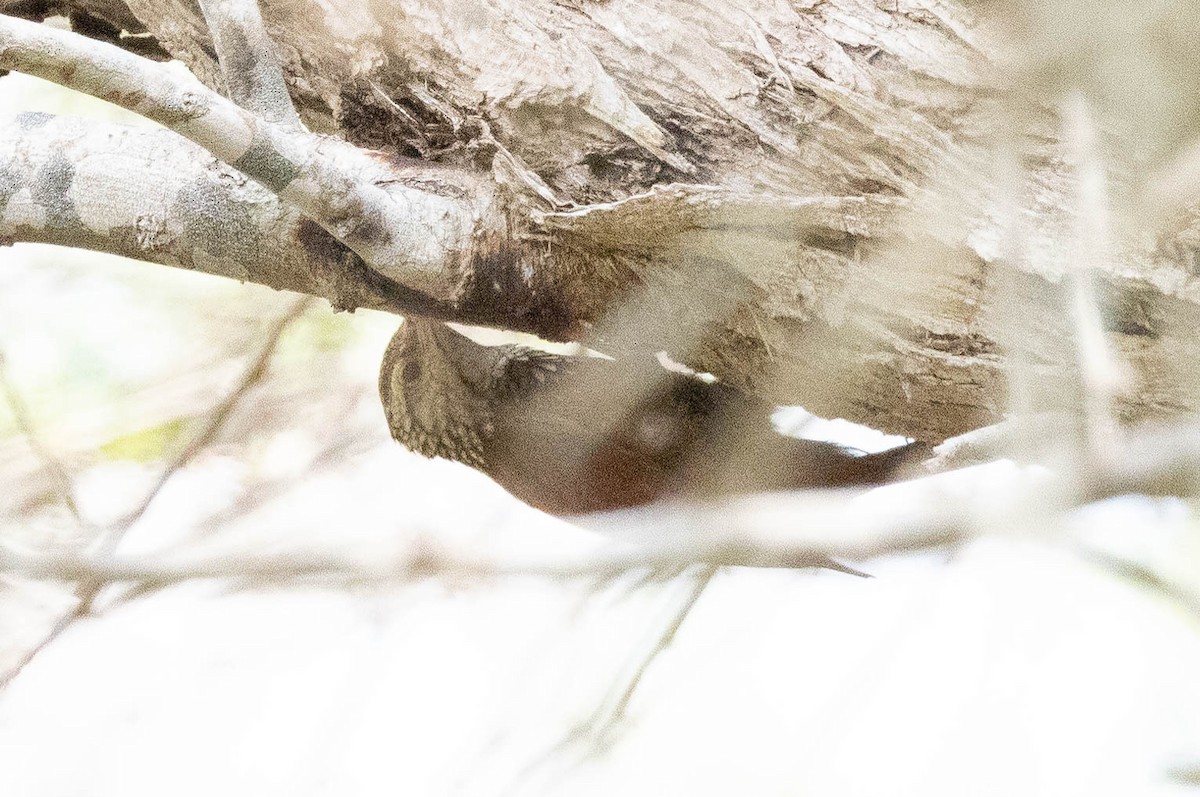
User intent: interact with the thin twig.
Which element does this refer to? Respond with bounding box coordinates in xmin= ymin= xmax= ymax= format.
xmin=1 ymin=413 xmax=1196 ymax=587
xmin=593 ymin=564 xmax=717 ymax=737
xmin=495 ymin=565 xmax=719 ymax=797
xmin=1169 ymin=764 xmax=1200 ymax=786
xmin=102 ymin=296 xmax=314 ymax=544
xmin=0 ymin=350 xmax=84 ymax=524
xmin=0 ymin=297 xmax=313 ymax=689
xmin=925 ymin=413 xmax=1079 ymax=474
xmin=1062 ymin=92 xmax=1123 ymax=466
xmin=1076 ymin=549 xmax=1200 ymax=619
xmin=6 ymin=405 xmax=1200 ymax=687
xmin=197 ymin=0 xmax=301 ymax=129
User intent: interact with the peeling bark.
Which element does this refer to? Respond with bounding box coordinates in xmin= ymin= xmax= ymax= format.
xmin=5 ymin=1 xmax=1200 ymax=442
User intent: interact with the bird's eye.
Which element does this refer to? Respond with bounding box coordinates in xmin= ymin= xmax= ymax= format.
xmin=402 ymin=361 xmax=422 ymax=382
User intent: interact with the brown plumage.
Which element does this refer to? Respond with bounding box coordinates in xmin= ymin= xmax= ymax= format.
xmin=379 ymin=318 xmax=928 ymax=517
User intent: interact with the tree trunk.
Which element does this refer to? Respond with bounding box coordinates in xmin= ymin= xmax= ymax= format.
xmin=5 ymin=0 xmax=1200 ymax=443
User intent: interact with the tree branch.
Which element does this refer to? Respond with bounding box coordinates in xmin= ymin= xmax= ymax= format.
xmin=0 ymin=413 xmax=1195 ymax=617
xmin=0 ymin=523 xmax=945 ymax=590
xmin=0 ymin=114 xmax=449 ymax=317
xmin=0 ymin=470 xmax=985 ymax=598
xmin=10 ymin=4 xmax=1200 ymax=444
xmin=196 ymin=0 xmax=299 ymax=129
xmin=0 ymin=12 xmax=502 ymax=299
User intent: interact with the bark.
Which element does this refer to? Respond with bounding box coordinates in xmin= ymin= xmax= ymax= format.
xmin=0 ymin=114 xmax=421 ymax=314
xmin=4 ymin=1 xmax=1200 ymax=442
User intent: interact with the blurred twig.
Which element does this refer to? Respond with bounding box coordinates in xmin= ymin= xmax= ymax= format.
xmin=1062 ymin=92 xmax=1124 ymax=465
xmin=1 ymin=414 xmax=1196 ymax=592
xmin=1169 ymin=763 xmax=1200 ymax=786
xmin=0 ymin=528 xmax=945 ymax=589
xmin=189 ymin=424 xmax=377 ymax=537
xmin=1077 ymin=548 xmax=1200 ymax=619
xmin=926 ymin=414 xmax=1071 ymax=472
xmin=592 ymin=564 xmax=716 ymax=737
xmin=0 ymin=296 xmax=314 ymax=690
xmin=0 ymin=415 xmax=1166 ymax=586
xmin=101 ymin=296 xmax=315 ymax=544
xmin=0 ymin=349 xmax=84 ymax=523
xmin=498 ymin=566 xmax=719 ymax=797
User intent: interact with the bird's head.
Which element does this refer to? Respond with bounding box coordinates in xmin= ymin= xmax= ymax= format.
xmin=378 ymin=319 xmax=508 ymax=469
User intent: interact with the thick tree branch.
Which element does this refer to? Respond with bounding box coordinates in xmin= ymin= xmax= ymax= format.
xmin=0 ymin=114 xmax=449 ymax=316
xmin=0 ymin=12 xmax=504 ymax=300
xmin=10 ymin=3 xmax=1200 ymax=445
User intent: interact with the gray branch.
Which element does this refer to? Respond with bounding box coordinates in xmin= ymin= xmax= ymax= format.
xmin=0 ymin=114 xmax=447 ymax=317
xmin=196 ymin=0 xmax=300 ymax=129
xmin=0 ymin=12 xmax=501 ymax=299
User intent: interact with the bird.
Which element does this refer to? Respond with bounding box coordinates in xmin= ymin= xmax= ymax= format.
xmin=378 ymin=318 xmax=929 ymax=518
